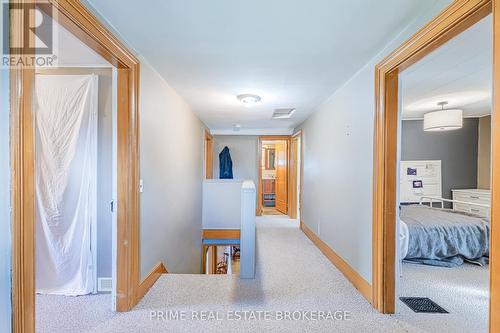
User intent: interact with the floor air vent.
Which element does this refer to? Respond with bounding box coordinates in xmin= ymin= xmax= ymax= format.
xmin=399 ymin=297 xmax=448 ymax=313
xmin=98 ymin=277 xmax=113 ymax=292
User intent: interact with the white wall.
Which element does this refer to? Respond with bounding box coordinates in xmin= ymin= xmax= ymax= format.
xmin=202 ymin=180 xmax=244 ymax=230
xmin=213 ymin=135 xmax=259 ymax=187
xmin=96 ymin=71 xmax=113 ymax=278
xmin=295 ymin=1 xmax=451 ymax=283
xmin=139 ymin=58 xmax=206 ymax=278
xmin=0 ymin=3 xmax=11 ymax=330
xmin=0 ymin=68 xmax=12 ymax=333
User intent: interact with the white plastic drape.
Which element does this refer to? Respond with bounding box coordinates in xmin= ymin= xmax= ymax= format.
xmin=35 ymin=74 xmax=98 ymax=296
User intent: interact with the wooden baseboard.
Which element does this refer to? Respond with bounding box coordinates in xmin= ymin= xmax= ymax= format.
xmin=202 ymin=229 xmax=240 ymax=239
xmin=137 ymin=262 xmax=168 ymax=301
xmin=300 ymin=221 xmax=372 ymax=304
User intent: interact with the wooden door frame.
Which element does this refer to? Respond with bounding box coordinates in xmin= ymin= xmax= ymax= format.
xmin=257 ymin=136 xmax=291 ymax=216
xmin=204 ymin=129 xmax=213 ymax=179
xmin=10 ymin=1 xmax=141 ymax=332
xmin=372 ymin=2 xmax=499 ymax=332
xmin=289 ymin=131 xmax=302 ymax=220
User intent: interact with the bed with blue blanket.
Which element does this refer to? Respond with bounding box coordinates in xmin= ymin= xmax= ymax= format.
xmin=400 ymin=204 xmax=490 ymax=267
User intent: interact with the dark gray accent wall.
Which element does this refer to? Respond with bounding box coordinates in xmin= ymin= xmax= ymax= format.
xmin=401 ymin=119 xmax=479 ymax=205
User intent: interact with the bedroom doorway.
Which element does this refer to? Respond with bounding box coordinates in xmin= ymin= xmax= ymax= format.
xmin=9 ymin=1 xmax=141 ymax=332
xmin=372 ymin=1 xmax=499 ymax=333
xmin=395 ymin=13 xmax=492 ymax=332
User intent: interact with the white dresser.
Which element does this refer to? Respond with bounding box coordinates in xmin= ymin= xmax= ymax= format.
xmin=451 ymin=189 xmax=491 ymax=218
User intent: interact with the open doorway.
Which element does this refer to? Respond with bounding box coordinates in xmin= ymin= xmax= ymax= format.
xmin=9 ymin=1 xmax=141 ymax=332
xmin=32 ymin=12 xmax=118 ymax=333
xmin=257 ymin=135 xmax=301 ymax=219
xmin=395 ymin=14 xmax=492 ymax=332
xmin=258 ymin=138 xmax=289 ymax=216
xmin=372 ymin=2 xmax=500 ymax=333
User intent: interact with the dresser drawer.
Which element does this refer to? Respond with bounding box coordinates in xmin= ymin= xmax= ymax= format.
xmin=453 ymin=202 xmax=471 ymax=213
xmin=453 ymin=192 xmax=490 ymax=205
xmin=469 ymin=206 xmax=490 ymax=218
xmin=453 ymin=202 xmax=490 ymax=218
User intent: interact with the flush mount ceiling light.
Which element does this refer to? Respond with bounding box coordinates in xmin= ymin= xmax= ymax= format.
xmin=423 ymin=101 xmax=463 ymax=131
xmin=237 ymin=94 xmax=261 ymax=107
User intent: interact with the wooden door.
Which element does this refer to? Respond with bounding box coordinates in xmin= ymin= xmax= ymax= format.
xmin=275 ymin=141 xmax=288 ymax=214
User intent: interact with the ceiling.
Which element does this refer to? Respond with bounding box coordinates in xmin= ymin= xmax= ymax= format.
xmin=86 ymin=0 xmax=437 ymax=132
xmin=401 ymin=15 xmax=492 ymax=119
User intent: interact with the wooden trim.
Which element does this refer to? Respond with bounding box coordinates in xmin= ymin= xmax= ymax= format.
xmin=10 ymin=5 xmax=36 ymax=332
xmin=10 ymin=1 xmax=141 ymax=331
xmin=211 ymin=247 xmax=218 ymax=273
xmin=301 ymin=221 xmax=372 ymax=303
xmin=204 ymin=129 xmax=213 ymax=179
xmin=372 ymin=0 xmax=497 ymax=323
xmin=35 ymin=67 xmax=113 ymax=76
xmin=299 ymin=131 xmax=303 ymax=222
xmin=288 ymin=135 xmax=299 ymax=219
xmin=377 ymin=0 xmax=491 ymax=74
xmin=292 ymin=130 xmax=304 ymax=223
xmin=115 ymin=66 xmax=141 ymax=312
xmin=10 ymin=3 xmax=36 ymax=332
xmin=43 ymin=0 xmax=139 ymax=68
xmin=202 ymin=245 xmax=207 ymax=273
xmin=257 ymin=138 xmax=263 ymax=216
xmin=257 ymin=136 xmax=291 ymax=216
xmin=137 ymin=262 xmax=168 ymax=301
xmin=490 ymin=1 xmax=500 ymax=330
xmin=202 ymin=229 xmax=241 ymax=239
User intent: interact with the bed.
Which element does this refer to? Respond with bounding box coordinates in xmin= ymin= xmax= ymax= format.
xmin=399 ymin=197 xmax=490 ymax=267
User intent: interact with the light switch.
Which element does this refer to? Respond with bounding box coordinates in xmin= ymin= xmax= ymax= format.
xmin=139 ymin=179 xmax=144 ymax=193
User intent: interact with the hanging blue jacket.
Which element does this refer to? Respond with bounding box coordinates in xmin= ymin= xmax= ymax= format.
xmin=219 ymin=146 xmax=233 ymax=179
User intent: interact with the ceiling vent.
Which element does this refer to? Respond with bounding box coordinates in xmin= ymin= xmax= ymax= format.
xmin=272 ymin=108 xmax=296 ymax=119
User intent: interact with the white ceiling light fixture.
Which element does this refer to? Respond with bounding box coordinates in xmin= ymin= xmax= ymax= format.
xmin=237 ymin=94 xmax=261 ymax=107
xmin=423 ymin=101 xmax=463 ymax=131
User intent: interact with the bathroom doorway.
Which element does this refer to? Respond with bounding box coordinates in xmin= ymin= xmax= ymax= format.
xmin=257 ymin=135 xmax=301 ymax=218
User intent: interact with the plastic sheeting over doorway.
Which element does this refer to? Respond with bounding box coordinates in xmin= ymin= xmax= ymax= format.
xmin=35 ymin=74 xmax=98 ymax=296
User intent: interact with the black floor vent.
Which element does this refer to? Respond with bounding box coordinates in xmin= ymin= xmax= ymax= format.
xmin=399 ymin=297 xmax=448 ymax=313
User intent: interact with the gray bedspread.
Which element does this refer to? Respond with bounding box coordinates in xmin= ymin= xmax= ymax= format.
xmin=401 ymin=205 xmax=490 ymax=267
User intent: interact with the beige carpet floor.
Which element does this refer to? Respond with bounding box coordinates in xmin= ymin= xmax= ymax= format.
xmin=396 ymin=261 xmax=489 ymax=333
xmin=36 ymin=293 xmax=114 ymax=333
xmin=36 ymin=215 xmax=489 ymax=332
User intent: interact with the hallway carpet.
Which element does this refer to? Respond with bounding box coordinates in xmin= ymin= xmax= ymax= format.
xmin=35 ymin=216 xmax=488 ymax=332
xmin=85 ymin=216 xmax=427 ymax=333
